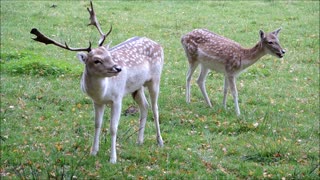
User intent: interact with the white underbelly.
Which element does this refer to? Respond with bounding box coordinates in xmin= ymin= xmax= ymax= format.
xmin=199 ymin=56 xmax=226 ymax=74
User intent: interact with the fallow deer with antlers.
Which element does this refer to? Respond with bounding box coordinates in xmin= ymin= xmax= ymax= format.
xmin=31 ymin=1 xmax=164 ymax=163
xmin=181 ymin=28 xmax=285 ymax=116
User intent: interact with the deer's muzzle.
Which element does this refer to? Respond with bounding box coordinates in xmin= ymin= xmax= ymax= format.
xmin=112 ymin=65 xmax=122 ymax=73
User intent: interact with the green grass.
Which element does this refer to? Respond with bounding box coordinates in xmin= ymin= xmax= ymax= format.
xmin=1 ymin=1 xmax=319 ymax=179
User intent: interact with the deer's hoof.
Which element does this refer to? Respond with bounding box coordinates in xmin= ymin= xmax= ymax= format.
xmin=157 ymin=138 xmax=164 ymax=147
xmin=137 ymin=140 xmax=144 ymax=145
xmin=90 ymin=148 xmax=98 ymax=156
xmin=110 ymin=158 xmax=117 ymax=164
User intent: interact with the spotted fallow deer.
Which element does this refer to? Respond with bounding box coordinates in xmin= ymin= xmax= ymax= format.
xmin=181 ymin=28 xmax=285 ymax=116
xmin=31 ymin=1 xmax=164 ymax=163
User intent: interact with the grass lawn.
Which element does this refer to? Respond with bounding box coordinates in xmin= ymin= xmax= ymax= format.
xmin=1 ymin=1 xmax=319 ymax=179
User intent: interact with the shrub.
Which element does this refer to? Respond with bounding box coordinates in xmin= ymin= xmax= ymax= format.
xmin=1 ymin=51 xmax=79 ymax=77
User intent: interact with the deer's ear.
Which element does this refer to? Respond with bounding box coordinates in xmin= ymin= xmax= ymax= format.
xmin=104 ymin=41 xmax=112 ymax=50
xmin=77 ymin=52 xmax=88 ymax=64
xmin=272 ymin=28 xmax=282 ymax=36
xmin=259 ymin=30 xmax=265 ymax=40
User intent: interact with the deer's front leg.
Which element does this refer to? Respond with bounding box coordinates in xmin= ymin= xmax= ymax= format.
xmin=91 ymin=103 xmax=105 ymax=155
xmin=228 ymin=76 xmax=241 ymax=116
xmin=197 ymin=66 xmax=212 ymax=107
xmin=223 ymin=76 xmax=229 ymax=109
xmin=110 ymin=100 xmax=122 ymax=164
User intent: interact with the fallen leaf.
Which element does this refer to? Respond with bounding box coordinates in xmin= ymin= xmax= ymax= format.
xmin=55 ymin=143 xmax=63 ymax=151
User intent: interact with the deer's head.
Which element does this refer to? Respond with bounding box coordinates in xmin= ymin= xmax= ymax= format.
xmin=30 ymin=1 xmax=120 ymax=77
xmin=77 ymin=46 xmax=121 ymax=77
xmin=259 ymin=28 xmax=286 ymax=58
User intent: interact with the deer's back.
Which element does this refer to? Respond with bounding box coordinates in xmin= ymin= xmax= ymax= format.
xmin=110 ymin=37 xmax=163 ymax=70
xmin=181 ymin=29 xmax=243 ymax=62
xmin=109 ymin=37 xmax=164 ymax=94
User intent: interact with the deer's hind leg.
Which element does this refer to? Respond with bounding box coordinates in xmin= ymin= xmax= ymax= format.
xmin=146 ymin=79 xmax=164 ymax=147
xmin=132 ymin=88 xmax=149 ymax=145
xmin=186 ymin=58 xmax=199 ymax=104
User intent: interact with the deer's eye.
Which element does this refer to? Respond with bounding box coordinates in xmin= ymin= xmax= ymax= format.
xmin=268 ymin=41 xmax=274 ymax=45
xmin=94 ymin=59 xmax=102 ymax=64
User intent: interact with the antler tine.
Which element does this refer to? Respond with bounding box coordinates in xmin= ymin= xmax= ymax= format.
xmin=87 ymin=1 xmax=103 ymax=35
xmin=99 ymin=25 xmax=112 ymax=47
xmin=87 ymin=0 xmax=111 ymax=46
xmin=30 ymin=28 xmax=92 ymax=52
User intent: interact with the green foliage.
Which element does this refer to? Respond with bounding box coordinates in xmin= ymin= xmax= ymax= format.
xmin=1 ymin=51 xmax=81 ymax=77
xmin=1 ymin=1 xmax=319 ymax=179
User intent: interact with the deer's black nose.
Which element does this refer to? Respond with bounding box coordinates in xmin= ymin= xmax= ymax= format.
xmin=112 ymin=65 xmax=122 ymax=72
xmin=281 ymin=49 xmax=286 ymax=54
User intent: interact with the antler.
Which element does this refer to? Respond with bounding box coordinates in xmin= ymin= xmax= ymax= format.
xmin=30 ymin=28 xmax=92 ymax=52
xmin=87 ymin=0 xmax=112 ymax=46
xmin=31 ymin=1 xmax=111 ymax=51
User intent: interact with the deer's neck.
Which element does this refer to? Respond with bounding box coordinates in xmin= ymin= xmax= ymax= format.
xmin=241 ymin=41 xmax=266 ymax=68
xmin=81 ymin=69 xmax=108 ymax=100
